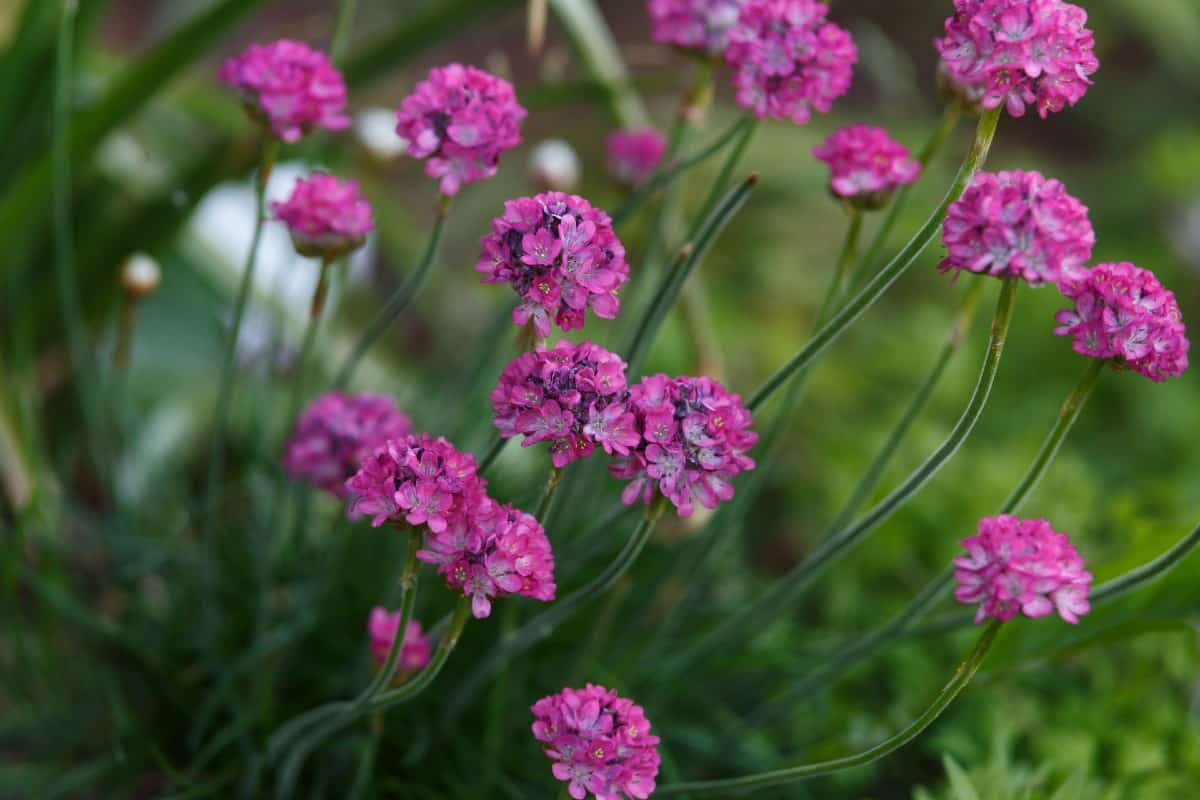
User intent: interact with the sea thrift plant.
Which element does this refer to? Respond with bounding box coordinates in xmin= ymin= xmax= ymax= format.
xmin=272 ymin=173 xmax=374 ymax=260
xmin=345 ymin=433 xmax=486 ymax=531
xmin=606 ymin=129 xmax=667 ymax=187
xmin=284 ymin=392 xmax=412 ymax=499
xmin=367 ymin=607 xmax=431 ymax=672
xmin=395 ymin=63 xmax=526 ymax=196
xmin=812 ymin=124 xmax=921 ymax=208
xmin=417 ymin=501 xmax=556 ymax=619
xmin=610 ymin=374 xmax=757 ymax=517
xmin=724 ymin=0 xmax=857 ymax=125
xmin=954 ymin=515 xmax=1092 ymax=624
xmin=218 ymin=40 xmax=350 ymax=142
xmin=1054 ymin=261 xmax=1190 ymax=382
xmin=939 ymin=170 xmax=1094 ymax=285
xmin=648 ymin=0 xmax=744 ymax=57
xmin=935 ymin=0 xmax=1099 ymax=118
xmin=531 ymin=684 xmax=661 ymax=800
xmin=491 ymin=340 xmax=637 ymax=468
xmin=476 ymin=193 xmax=631 ymax=337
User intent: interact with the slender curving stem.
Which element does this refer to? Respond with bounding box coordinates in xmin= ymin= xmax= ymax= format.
xmin=747 ymin=107 xmax=1000 ymax=412
xmin=444 ymin=499 xmax=668 ymax=724
xmin=204 ymin=139 xmax=278 ymax=535
xmin=657 ymin=620 xmax=1003 ymax=796
xmin=477 ymin=435 xmax=509 ymax=475
xmin=360 ymin=530 xmax=422 ymax=701
xmin=661 ymin=277 xmax=1018 ymax=679
xmin=334 ymin=195 xmax=451 ymax=388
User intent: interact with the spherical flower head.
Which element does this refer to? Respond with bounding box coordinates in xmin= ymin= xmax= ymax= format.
xmin=477 ymin=193 xmax=630 ymax=337
xmin=606 ymin=128 xmax=667 ymax=187
xmin=724 ymin=0 xmax=857 ymax=125
xmin=218 ymin=40 xmax=350 ymax=143
xmin=272 ymin=173 xmax=374 ymax=260
xmin=649 ymin=0 xmax=744 ymax=58
xmin=1054 ymin=262 xmax=1190 ymax=381
xmin=532 ymin=683 xmax=661 ymax=800
xmin=491 ymin=340 xmax=637 ymax=468
xmin=417 ymin=501 xmax=556 ymax=619
xmin=955 ymin=515 xmax=1092 ymax=624
xmin=935 ymin=0 xmax=1099 ymax=119
xmin=940 ymin=170 xmax=1094 ymax=285
xmin=812 ymin=124 xmax=921 ymax=209
xmin=284 ymin=392 xmax=412 ymax=499
xmin=367 ymin=607 xmax=431 ymax=672
xmin=395 ymin=63 xmax=526 ymax=196
xmin=609 ymin=374 xmax=757 ymax=517
xmin=345 ymin=433 xmax=487 ymax=532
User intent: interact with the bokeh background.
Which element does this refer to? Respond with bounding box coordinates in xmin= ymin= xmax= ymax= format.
xmin=2 ymin=0 xmax=1199 ymax=797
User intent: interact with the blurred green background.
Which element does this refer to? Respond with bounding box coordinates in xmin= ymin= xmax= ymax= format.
xmin=2 ymin=0 xmax=1198 ymax=797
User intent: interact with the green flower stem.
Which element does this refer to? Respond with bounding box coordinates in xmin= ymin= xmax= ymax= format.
xmin=361 ymin=531 xmax=421 ymax=701
xmin=368 ymin=595 xmax=472 ymax=711
xmin=334 ymin=196 xmax=450 ymax=389
xmin=741 ymin=356 xmax=1105 ymax=731
xmin=746 ymin=107 xmax=1000 ymax=412
xmin=660 ymin=277 xmax=1018 ymax=679
xmin=847 ymin=106 xmax=962 ymax=292
xmin=535 ymin=466 xmax=564 ymax=521
xmin=444 ymin=499 xmax=668 ymax=725
xmin=330 ymin=0 xmax=359 ymax=65
xmin=477 ymin=435 xmax=509 ymax=475
xmin=820 ymin=208 xmax=864 ymax=317
xmin=625 ymin=174 xmax=759 ymax=376
xmin=657 ymin=620 xmax=1003 ymax=796
xmin=203 ymin=138 xmax=277 ymax=537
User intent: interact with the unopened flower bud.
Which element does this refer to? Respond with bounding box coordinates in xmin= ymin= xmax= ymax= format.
xmin=121 ymin=253 xmax=161 ymax=300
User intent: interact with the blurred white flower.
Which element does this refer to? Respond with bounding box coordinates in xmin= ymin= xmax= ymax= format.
xmin=528 ymin=138 xmax=581 ymax=192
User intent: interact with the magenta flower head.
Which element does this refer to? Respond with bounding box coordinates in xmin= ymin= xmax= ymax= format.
xmin=218 ymin=40 xmax=350 ymax=143
xmin=531 ymin=683 xmax=661 ymax=800
xmin=345 ymin=433 xmax=487 ymax=532
xmin=724 ymin=0 xmax=857 ymax=125
xmin=936 ymin=0 xmax=1099 ymax=119
xmin=649 ymin=0 xmax=745 ymax=58
xmin=395 ymin=63 xmax=526 ymax=197
xmin=610 ymin=375 xmax=757 ymax=517
xmin=1054 ymin=262 xmax=1190 ymax=382
xmin=367 ymin=607 xmax=431 ymax=672
xmin=955 ymin=515 xmax=1092 ymax=624
xmin=812 ymin=124 xmax=921 ymax=209
xmin=606 ymin=129 xmax=667 ymax=187
xmin=272 ymin=173 xmax=373 ymax=260
xmin=477 ymin=193 xmax=631 ymax=337
xmin=417 ymin=501 xmax=556 ymax=619
xmin=284 ymin=392 xmax=412 ymax=499
xmin=491 ymin=340 xmax=637 ymax=468
xmin=940 ymin=170 xmax=1094 ymax=285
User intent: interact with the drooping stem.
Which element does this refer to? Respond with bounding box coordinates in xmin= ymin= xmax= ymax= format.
xmin=656 ymin=620 xmax=1003 ymax=796
xmin=444 ymin=499 xmax=668 ymax=724
xmin=334 ymin=196 xmax=450 ymax=388
xmin=203 ymin=138 xmax=277 ymax=535
xmin=847 ymin=106 xmax=962 ymax=292
xmin=741 ymin=356 xmax=1104 ymax=730
xmin=369 ymin=595 xmax=472 ymax=711
xmin=747 ymin=107 xmax=1000 ymax=412
xmin=360 ymin=531 xmax=421 ymax=701
xmin=660 ymin=277 xmax=1018 ymax=679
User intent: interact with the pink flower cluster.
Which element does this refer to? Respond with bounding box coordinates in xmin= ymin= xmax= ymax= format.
xmin=940 ymin=170 xmax=1094 ymax=285
xmin=272 ymin=173 xmax=374 ymax=260
xmin=284 ymin=392 xmax=412 ymax=499
xmin=606 ymin=129 xmax=667 ymax=187
xmin=417 ymin=501 xmax=556 ymax=619
xmin=1055 ymin=262 xmax=1190 ymax=382
xmin=477 ymin=193 xmax=630 ymax=337
xmin=955 ymin=515 xmax=1092 ymax=624
xmin=725 ymin=0 xmax=857 ymax=125
xmin=367 ymin=607 xmax=431 ymax=672
xmin=532 ymin=684 xmax=660 ymax=800
xmin=610 ymin=375 xmax=757 ymax=517
xmin=395 ymin=63 xmax=526 ymax=196
xmin=492 ymin=341 xmax=638 ymax=468
xmin=345 ymin=433 xmax=485 ymax=531
xmin=812 ymin=124 xmax=921 ymax=207
xmin=648 ymin=0 xmax=744 ymax=57
xmin=935 ymin=0 xmax=1099 ymax=118
xmin=218 ymin=40 xmax=350 ymax=143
